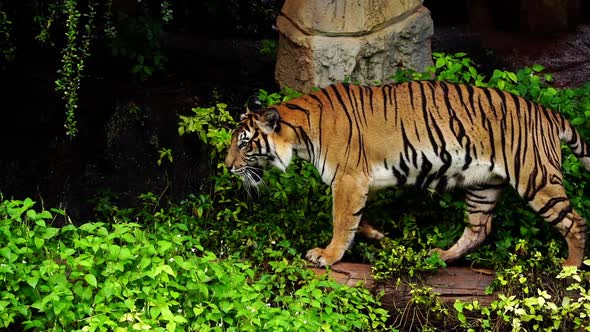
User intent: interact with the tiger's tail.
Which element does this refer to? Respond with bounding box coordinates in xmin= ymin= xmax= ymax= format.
xmin=560 ymin=115 xmax=590 ymax=171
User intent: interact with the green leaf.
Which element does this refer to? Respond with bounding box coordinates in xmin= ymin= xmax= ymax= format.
xmin=457 ymin=312 xmax=466 ymax=323
xmin=158 ymin=240 xmax=173 ymax=254
xmin=150 ymin=306 xmax=161 ymax=319
xmin=23 ymin=198 xmax=35 ymax=210
xmin=160 ymin=304 xmax=174 ymax=321
xmin=26 ymin=209 xmax=37 ymax=221
xmin=121 ymin=232 xmax=136 ymax=243
xmin=42 ymin=227 xmax=59 ymax=239
xmin=571 ymin=117 xmax=585 ymax=126
xmin=139 ymin=257 xmax=151 ymax=270
xmin=60 ymin=248 xmax=76 ymax=259
xmin=311 ymin=300 xmax=321 ymax=309
xmin=532 ymin=64 xmax=545 ymax=72
xmin=85 ymin=274 xmax=98 ymax=288
xmin=161 ymin=264 xmax=176 ymax=277
xmin=50 ymin=208 xmax=66 ymax=216
xmin=26 ymin=276 xmax=40 ymax=288
xmin=79 ymin=223 xmax=98 ymax=233
xmin=166 ymin=322 xmax=177 ymax=332
xmin=0 ymin=247 xmax=12 ymax=260
xmin=34 ymin=238 xmax=45 ymax=249
xmin=506 ymin=72 xmax=517 ymax=83
xmin=39 ymin=210 xmax=52 ymax=219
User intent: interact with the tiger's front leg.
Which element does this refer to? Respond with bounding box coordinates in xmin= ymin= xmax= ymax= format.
xmin=306 ymin=174 xmax=369 ymax=266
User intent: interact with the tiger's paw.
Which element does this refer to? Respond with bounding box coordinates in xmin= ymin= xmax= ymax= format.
xmin=358 ymin=221 xmax=385 ymax=240
xmin=305 ymin=247 xmax=343 ymax=267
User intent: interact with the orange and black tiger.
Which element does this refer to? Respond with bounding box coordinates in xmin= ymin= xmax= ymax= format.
xmin=224 ymin=81 xmax=590 ymax=267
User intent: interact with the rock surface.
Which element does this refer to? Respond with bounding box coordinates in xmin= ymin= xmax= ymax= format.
xmin=275 ymin=0 xmax=434 ymax=92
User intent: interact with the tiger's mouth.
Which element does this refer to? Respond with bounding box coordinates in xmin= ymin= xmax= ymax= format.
xmin=233 ymin=166 xmax=265 ymax=194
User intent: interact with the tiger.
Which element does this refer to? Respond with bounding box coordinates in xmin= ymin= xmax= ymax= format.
xmin=224 ymin=81 xmax=590 ymax=267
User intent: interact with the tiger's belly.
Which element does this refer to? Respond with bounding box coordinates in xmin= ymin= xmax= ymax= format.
xmin=369 ymin=154 xmax=506 ymax=191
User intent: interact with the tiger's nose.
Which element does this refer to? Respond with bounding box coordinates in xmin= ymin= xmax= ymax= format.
xmin=225 ymin=161 xmax=237 ymax=173
xmin=224 ymin=154 xmax=233 ymax=170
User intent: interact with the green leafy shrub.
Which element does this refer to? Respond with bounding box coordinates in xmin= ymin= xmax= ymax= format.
xmin=109 ymin=10 xmax=168 ymax=81
xmin=453 ymin=258 xmax=590 ymax=331
xmin=0 ymin=197 xmax=389 ymax=331
xmin=178 ymin=102 xmax=234 ymax=160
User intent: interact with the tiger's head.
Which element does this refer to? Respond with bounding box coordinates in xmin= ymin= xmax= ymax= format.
xmin=224 ymin=107 xmax=293 ymax=192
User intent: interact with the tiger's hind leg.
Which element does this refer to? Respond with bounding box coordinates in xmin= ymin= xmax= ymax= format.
xmin=357 ymin=191 xmax=385 ymax=240
xmin=525 ymin=184 xmax=587 ymax=267
xmin=358 ymin=219 xmax=385 ymax=240
xmin=431 ymin=183 xmax=504 ymax=262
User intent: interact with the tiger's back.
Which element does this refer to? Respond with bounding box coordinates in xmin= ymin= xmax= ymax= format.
xmin=225 ymin=80 xmax=590 ymax=267
xmin=299 ymin=82 xmax=583 ymax=192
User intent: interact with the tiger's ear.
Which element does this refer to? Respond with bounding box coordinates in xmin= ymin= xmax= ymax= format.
xmin=255 ymin=108 xmax=280 ymax=134
xmin=245 ymin=94 xmax=263 ymax=113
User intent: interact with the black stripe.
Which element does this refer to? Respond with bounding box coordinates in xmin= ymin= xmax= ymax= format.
xmin=309 ymin=93 xmax=324 ymax=166
xmin=328 ymin=85 xmax=353 ymax=164
xmin=548 ymin=205 xmax=572 ymax=225
xmin=538 ymin=197 xmax=569 ymax=215
xmin=435 ymin=176 xmax=448 ymax=191
xmin=399 ymin=152 xmax=409 ymax=174
xmin=392 ymin=166 xmax=407 ymax=185
xmin=400 ymin=122 xmax=418 ymax=167
xmin=344 ymin=84 xmax=365 ymax=168
xmin=330 ymin=164 xmax=340 ymax=186
xmin=495 ymin=89 xmax=511 ymax=183
xmin=563 ymin=218 xmax=576 ymax=237
xmin=453 ymin=84 xmax=474 ymax=124
xmin=482 ymin=88 xmax=497 ymax=118
xmin=415 ymin=152 xmax=433 ymax=189
xmin=358 ymin=86 xmax=368 ymax=126
xmin=420 ymin=82 xmax=439 ymax=156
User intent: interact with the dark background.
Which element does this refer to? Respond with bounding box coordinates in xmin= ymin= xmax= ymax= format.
xmin=1 ymin=0 xmax=589 ymax=221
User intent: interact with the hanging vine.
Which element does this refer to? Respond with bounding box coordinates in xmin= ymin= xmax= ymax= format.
xmin=0 ymin=10 xmax=15 ymax=67
xmin=53 ymin=0 xmax=96 ymax=137
xmin=22 ymin=0 xmax=173 ymax=137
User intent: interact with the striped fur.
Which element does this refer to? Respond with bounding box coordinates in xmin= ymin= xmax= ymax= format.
xmin=224 ymin=81 xmax=590 ymax=267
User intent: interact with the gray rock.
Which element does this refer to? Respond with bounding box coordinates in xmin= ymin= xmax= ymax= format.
xmin=275 ymin=0 xmax=434 ymax=92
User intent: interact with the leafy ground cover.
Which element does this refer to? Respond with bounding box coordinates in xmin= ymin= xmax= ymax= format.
xmin=3 ymin=53 xmax=590 ymax=331
xmin=0 ymin=197 xmax=387 ymax=331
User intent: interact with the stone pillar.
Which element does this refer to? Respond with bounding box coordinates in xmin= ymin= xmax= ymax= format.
xmin=275 ymin=0 xmax=434 ymax=93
